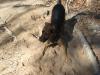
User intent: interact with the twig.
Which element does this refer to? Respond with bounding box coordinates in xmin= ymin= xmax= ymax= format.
xmin=32 ymin=33 xmax=39 ymax=39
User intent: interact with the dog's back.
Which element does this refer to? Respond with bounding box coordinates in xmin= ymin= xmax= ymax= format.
xmin=39 ymin=0 xmax=65 ymax=43
xmin=51 ymin=0 xmax=65 ymax=32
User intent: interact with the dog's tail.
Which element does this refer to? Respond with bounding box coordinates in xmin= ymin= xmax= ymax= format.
xmin=57 ymin=0 xmax=61 ymax=4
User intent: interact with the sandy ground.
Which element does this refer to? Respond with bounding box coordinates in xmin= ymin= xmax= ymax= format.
xmin=0 ymin=0 xmax=99 ymax=75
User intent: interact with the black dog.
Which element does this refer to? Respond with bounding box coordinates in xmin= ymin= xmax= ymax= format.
xmin=39 ymin=0 xmax=65 ymax=43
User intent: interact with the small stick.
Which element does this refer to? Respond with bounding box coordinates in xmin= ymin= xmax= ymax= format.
xmin=32 ymin=33 xmax=39 ymax=39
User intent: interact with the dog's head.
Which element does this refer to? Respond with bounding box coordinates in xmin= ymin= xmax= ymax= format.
xmin=39 ymin=22 xmax=55 ymax=42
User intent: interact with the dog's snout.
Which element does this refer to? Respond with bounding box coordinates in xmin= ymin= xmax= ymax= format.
xmin=39 ymin=35 xmax=48 ymax=42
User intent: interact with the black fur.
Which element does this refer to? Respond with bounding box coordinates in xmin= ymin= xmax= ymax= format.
xmin=39 ymin=0 xmax=65 ymax=43
xmin=39 ymin=22 xmax=55 ymax=42
xmin=51 ymin=2 xmax=65 ymax=33
xmin=94 ymin=14 xmax=100 ymax=19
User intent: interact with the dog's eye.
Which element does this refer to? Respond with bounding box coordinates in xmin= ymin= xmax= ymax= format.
xmin=42 ymin=30 xmax=45 ymax=33
xmin=50 ymin=30 xmax=54 ymax=33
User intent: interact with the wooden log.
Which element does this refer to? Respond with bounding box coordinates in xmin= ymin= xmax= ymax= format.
xmin=74 ymin=27 xmax=100 ymax=75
